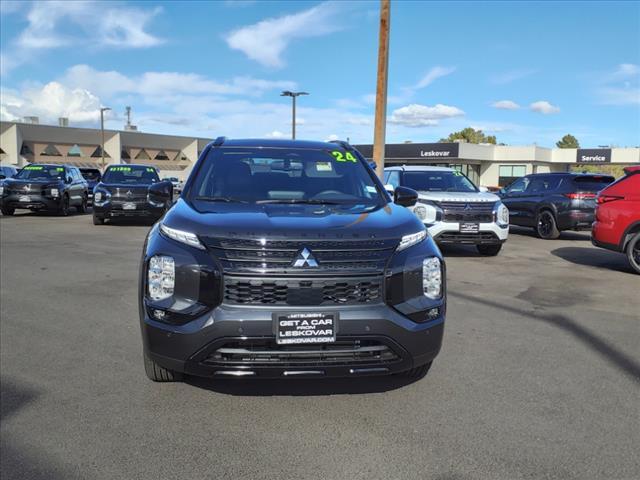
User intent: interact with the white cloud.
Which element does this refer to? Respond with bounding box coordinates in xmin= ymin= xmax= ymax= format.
xmin=389 ymin=103 xmax=465 ymax=127
xmin=326 ymin=134 xmax=340 ymax=141
xmin=490 ymin=69 xmax=537 ymax=85
xmin=1 ymin=82 xmax=102 ymax=124
xmin=1 ymin=1 xmax=164 ymax=76
xmin=412 ymin=66 xmax=456 ymax=90
xmin=265 ymin=130 xmax=287 ymax=138
xmin=530 ymin=100 xmax=560 ymax=114
xmin=224 ymin=2 xmax=342 ymax=68
xmin=596 ymin=63 xmax=640 ymax=106
xmin=491 ymin=100 xmax=520 ymax=110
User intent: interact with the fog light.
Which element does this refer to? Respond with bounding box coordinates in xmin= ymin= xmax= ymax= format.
xmin=413 ymin=205 xmax=427 ymax=221
xmin=51 ymin=188 xmax=59 ymax=197
xmin=148 ymin=255 xmax=175 ymax=301
xmin=423 ymin=257 xmax=442 ymax=299
xmin=152 ymin=309 xmax=166 ymax=320
xmin=427 ymin=307 xmax=440 ymax=320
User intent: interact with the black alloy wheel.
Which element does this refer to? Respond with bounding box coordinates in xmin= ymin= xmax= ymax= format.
xmin=59 ymin=195 xmax=70 ymax=216
xmin=626 ymin=233 xmax=640 ymax=274
xmin=536 ymin=210 xmax=560 ymax=239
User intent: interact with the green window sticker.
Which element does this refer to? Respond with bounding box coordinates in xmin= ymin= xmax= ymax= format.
xmin=330 ymin=150 xmax=357 ymax=163
xmin=452 ymin=170 xmax=463 ymax=176
xmin=146 ymin=168 xmax=155 ymax=173
xmin=56 ymin=167 xmax=64 ymax=172
xmin=110 ymin=166 xmax=132 ymax=172
xmin=24 ymin=165 xmax=44 ymax=170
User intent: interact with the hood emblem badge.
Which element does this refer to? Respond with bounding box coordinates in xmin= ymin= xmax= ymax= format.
xmin=464 ymin=203 xmax=472 ymax=211
xmin=293 ymin=248 xmax=319 ymax=268
xmin=126 ymin=190 xmax=133 ymax=198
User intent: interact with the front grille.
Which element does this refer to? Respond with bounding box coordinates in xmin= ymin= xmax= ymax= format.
xmin=435 ymin=231 xmax=500 ymax=244
xmin=201 ymin=339 xmax=400 ymax=368
xmin=110 ymin=187 xmax=148 ymax=202
xmin=6 ymin=184 xmax=45 ymax=195
xmin=203 ymin=237 xmax=397 ymax=275
xmin=439 ymin=201 xmax=495 ymax=223
xmin=224 ymin=277 xmax=382 ymax=306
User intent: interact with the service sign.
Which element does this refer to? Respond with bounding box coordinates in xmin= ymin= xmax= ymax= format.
xmin=577 ymin=149 xmax=611 ymax=163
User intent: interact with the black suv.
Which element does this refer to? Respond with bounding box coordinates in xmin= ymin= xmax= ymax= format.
xmin=499 ymin=172 xmax=614 ymax=239
xmin=0 ymin=164 xmax=88 ymax=216
xmin=92 ymin=164 xmax=172 ymax=225
xmin=139 ymin=138 xmax=445 ymax=382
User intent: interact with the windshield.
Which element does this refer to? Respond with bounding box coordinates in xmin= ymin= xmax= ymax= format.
xmin=102 ymin=166 xmax=159 ymax=184
xmin=403 ymin=171 xmax=478 ymax=193
xmin=15 ymin=165 xmax=64 ymax=181
xmin=190 ymin=147 xmax=384 ymax=206
xmin=80 ymin=169 xmax=101 ymax=181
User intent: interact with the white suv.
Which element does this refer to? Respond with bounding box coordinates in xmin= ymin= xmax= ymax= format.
xmin=384 ymin=166 xmax=509 ymax=255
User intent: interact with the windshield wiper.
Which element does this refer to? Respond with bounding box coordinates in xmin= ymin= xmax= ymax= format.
xmin=256 ymin=199 xmax=346 ymax=205
xmin=195 ymin=196 xmax=249 ymax=203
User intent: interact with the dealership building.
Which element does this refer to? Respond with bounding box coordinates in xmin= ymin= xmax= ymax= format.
xmin=355 ymin=142 xmax=639 ymax=187
xmin=1 ymin=121 xmax=638 ymax=186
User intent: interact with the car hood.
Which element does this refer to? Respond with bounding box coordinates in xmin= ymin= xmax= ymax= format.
xmin=163 ymin=198 xmax=425 ymax=241
xmin=416 ymin=191 xmax=500 ymax=203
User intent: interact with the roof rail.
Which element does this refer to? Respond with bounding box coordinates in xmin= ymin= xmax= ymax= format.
xmin=329 ymin=140 xmax=353 ymax=150
xmin=213 ymin=136 xmax=227 ymax=146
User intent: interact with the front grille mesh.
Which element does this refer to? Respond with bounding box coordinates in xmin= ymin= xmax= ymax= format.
xmin=224 ymin=277 xmax=382 ymax=306
xmin=439 ymin=201 xmax=495 ymax=223
xmin=435 ymin=232 xmax=499 ymax=244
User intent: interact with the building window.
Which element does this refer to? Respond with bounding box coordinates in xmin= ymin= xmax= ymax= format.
xmin=154 ymin=150 xmax=169 ymax=161
xmin=41 ymin=144 xmax=62 ymax=156
xmin=90 ymin=146 xmax=110 ymax=158
xmin=498 ymin=165 xmax=526 ymax=187
xmin=20 ymin=143 xmax=34 ymax=156
xmin=450 ymin=164 xmax=480 ymax=186
xmin=67 ymin=144 xmax=83 ymax=157
xmin=121 ymin=148 xmax=131 ymax=160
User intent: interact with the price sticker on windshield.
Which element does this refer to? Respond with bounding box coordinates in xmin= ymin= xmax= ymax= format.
xmin=110 ymin=166 xmax=132 ymax=172
xmin=330 ymin=151 xmax=357 ymax=163
xmin=24 ymin=166 xmax=44 ymax=170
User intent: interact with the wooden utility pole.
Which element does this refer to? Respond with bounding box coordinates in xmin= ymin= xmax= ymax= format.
xmin=372 ymin=0 xmax=390 ymax=179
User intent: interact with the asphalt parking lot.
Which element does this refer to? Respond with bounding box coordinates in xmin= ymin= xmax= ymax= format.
xmin=1 ymin=212 xmax=639 ymax=480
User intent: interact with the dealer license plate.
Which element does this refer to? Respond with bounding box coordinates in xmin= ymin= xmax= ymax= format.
xmin=275 ymin=312 xmax=336 ymax=344
xmin=460 ymin=222 xmax=479 ymax=233
xmin=122 ymin=202 xmax=137 ymax=210
xmin=19 ymin=195 xmax=30 ymax=203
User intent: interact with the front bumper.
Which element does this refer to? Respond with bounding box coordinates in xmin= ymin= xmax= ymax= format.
xmin=0 ymin=193 xmax=61 ymax=211
xmin=94 ymin=201 xmax=165 ymax=219
xmin=141 ymin=303 xmax=444 ymax=378
xmin=428 ymin=221 xmax=508 ymax=245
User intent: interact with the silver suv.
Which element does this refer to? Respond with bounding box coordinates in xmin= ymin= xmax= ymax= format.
xmin=384 ymin=166 xmax=509 ymax=255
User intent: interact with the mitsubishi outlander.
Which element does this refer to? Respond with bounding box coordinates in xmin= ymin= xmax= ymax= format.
xmin=139 ymin=138 xmax=446 ymax=381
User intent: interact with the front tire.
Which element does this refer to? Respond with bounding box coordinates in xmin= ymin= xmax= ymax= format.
xmin=626 ymin=233 xmax=640 ymax=274
xmin=58 ymin=195 xmax=70 ymax=216
xmin=92 ymin=214 xmax=104 ymax=225
xmin=477 ymin=244 xmax=502 ymax=256
xmin=536 ymin=210 xmax=560 ymax=239
xmin=144 ymin=353 xmax=183 ymax=382
xmin=1 ymin=206 xmax=15 ymax=216
xmin=77 ymin=194 xmax=88 ymax=213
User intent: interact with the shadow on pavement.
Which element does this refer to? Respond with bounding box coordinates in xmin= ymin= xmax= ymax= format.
xmin=551 ymin=246 xmax=635 ymax=275
xmin=450 ymin=291 xmax=640 ymax=385
xmin=187 ymin=372 xmax=423 ymax=396
xmin=509 ymin=226 xmax=591 ymax=241
xmin=1 ymin=376 xmax=73 ymax=480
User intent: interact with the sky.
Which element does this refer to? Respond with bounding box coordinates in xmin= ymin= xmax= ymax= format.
xmin=0 ymin=0 xmax=639 ymax=147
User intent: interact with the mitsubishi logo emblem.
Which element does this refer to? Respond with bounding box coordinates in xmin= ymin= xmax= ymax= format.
xmin=292 ymin=248 xmax=318 ymax=268
xmin=126 ymin=190 xmax=133 ymax=198
xmin=464 ymin=203 xmax=472 ymax=211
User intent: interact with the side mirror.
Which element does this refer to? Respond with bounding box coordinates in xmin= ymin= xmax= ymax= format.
xmin=66 ymin=176 xmax=73 ymax=184
xmin=0 ymin=174 xmax=5 ymax=180
xmin=384 ymin=184 xmax=395 ymax=194
xmin=498 ymin=188 xmax=506 ymax=196
xmin=148 ymin=180 xmax=173 ymax=207
xmin=394 ymin=186 xmax=418 ymax=207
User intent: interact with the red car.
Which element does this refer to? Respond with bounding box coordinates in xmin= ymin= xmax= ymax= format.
xmin=592 ymin=165 xmax=640 ymax=273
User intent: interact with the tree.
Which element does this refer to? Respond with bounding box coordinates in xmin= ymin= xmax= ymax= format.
xmin=556 ymin=134 xmax=580 ymax=149
xmin=440 ymin=127 xmax=497 ymax=145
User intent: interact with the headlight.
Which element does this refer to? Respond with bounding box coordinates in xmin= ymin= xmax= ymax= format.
xmin=496 ymin=202 xmax=509 ymax=227
xmin=148 ymin=255 xmax=175 ymax=301
xmin=160 ymin=223 xmax=205 ymax=250
xmin=397 ymin=230 xmax=426 ymax=251
xmin=94 ymin=189 xmax=110 ymax=205
xmin=413 ymin=205 xmax=427 ymax=221
xmin=50 ymin=188 xmax=59 ymax=197
xmin=0 ymin=185 xmax=3 ymax=195
xmin=423 ymin=257 xmax=442 ymax=299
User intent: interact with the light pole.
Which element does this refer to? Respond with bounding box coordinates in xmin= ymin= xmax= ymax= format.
xmin=280 ymin=91 xmax=308 ymax=140
xmin=100 ymin=107 xmax=111 ymax=170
